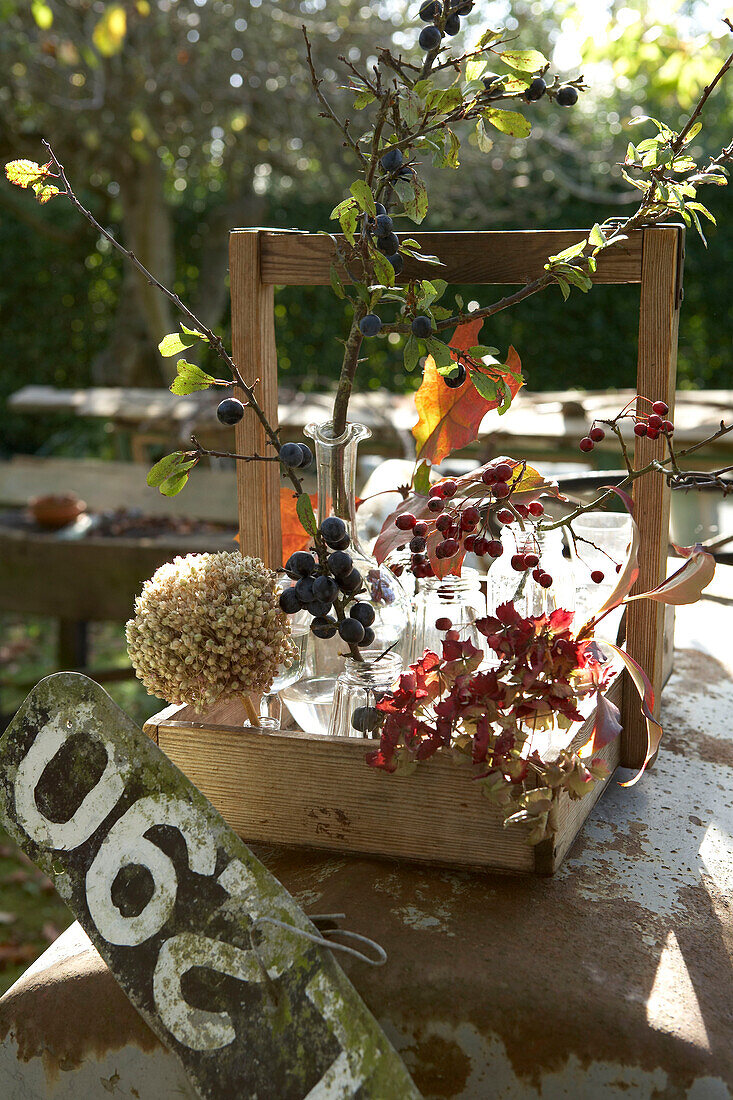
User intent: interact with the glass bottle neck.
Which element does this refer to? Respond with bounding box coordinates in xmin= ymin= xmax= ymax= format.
xmin=305 ymin=420 xmax=371 ymax=551
xmin=341 ymin=652 xmax=402 ymax=688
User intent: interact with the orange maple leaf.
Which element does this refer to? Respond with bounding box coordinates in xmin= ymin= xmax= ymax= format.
xmin=281 ymin=488 xmax=317 ymax=560
xmin=412 ymin=318 xmax=524 ymax=465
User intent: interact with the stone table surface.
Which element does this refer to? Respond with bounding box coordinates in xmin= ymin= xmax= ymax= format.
xmin=1 ymin=581 xmax=732 ymax=1099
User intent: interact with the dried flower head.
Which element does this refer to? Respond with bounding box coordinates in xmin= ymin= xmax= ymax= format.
xmin=126 ymin=551 xmax=295 ymax=709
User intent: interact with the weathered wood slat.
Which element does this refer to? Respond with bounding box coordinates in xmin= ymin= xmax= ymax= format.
xmin=145 ymin=716 xmax=536 ymax=872
xmin=622 ymin=226 xmax=683 ymax=768
xmin=255 ymin=229 xmax=644 ymax=286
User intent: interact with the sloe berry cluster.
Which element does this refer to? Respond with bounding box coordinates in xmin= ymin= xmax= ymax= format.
xmin=278 ymin=441 xmax=313 ymax=469
xmin=279 ymin=516 xmax=377 ymax=647
xmin=417 ymin=1 xmax=474 ymax=51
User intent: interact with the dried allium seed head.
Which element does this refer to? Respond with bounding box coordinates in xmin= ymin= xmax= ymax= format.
xmin=126 ymin=552 xmax=295 ymax=710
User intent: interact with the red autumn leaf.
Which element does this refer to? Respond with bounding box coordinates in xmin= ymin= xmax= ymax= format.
xmin=280 ymin=488 xmax=317 ymax=560
xmin=412 ymin=319 xmax=523 ymax=465
xmin=625 ymin=542 xmax=716 ymax=606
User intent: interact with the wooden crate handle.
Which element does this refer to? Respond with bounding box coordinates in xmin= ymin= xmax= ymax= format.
xmin=228 ymin=224 xmax=684 ymax=768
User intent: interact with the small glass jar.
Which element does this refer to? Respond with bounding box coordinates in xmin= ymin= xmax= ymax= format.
xmin=410 ymin=569 xmax=487 ymax=663
xmin=328 ymin=652 xmax=403 ymax=739
xmin=569 ymin=512 xmax=632 ymax=641
xmin=485 ymin=526 xmax=576 ymax=619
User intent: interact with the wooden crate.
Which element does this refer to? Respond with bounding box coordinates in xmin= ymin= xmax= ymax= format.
xmin=144 ymin=674 xmax=623 ymax=875
xmin=145 ymin=226 xmax=682 ymax=873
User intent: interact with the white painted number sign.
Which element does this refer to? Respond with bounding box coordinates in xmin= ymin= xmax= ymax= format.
xmin=0 ymin=673 xmax=420 ymax=1100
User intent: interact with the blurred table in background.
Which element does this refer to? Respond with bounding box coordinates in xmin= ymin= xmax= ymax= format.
xmin=8 ymin=385 xmax=733 ymax=466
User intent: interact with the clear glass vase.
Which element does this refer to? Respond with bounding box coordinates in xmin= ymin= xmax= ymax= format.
xmin=278 ymin=421 xmax=411 ymax=735
xmin=410 ymin=568 xmax=488 ymax=663
xmin=328 ymin=653 xmax=403 ymax=739
xmin=485 ymin=526 xmax=576 ymax=619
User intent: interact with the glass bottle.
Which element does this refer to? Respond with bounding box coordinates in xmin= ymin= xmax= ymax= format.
xmin=485 ymin=526 xmax=575 ymax=619
xmin=258 ymin=577 xmax=310 ymax=729
xmin=410 ymin=568 xmax=488 ymax=663
xmin=278 ymin=421 xmax=411 ymax=735
xmin=328 ymin=652 xmax=403 ymax=739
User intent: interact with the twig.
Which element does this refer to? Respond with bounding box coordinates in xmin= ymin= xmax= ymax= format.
xmin=302 ymin=28 xmax=369 ymax=168
xmin=190 ymin=435 xmax=280 ymax=463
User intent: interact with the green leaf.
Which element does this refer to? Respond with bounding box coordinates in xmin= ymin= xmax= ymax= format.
xmin=353 ymin=88 xmax=375 ymax=109
xmin=682 ymin=122 xmax=702 ymax=145
xmin=330 ymin=264 xmax=346 ymax=300
xmin=687 ymin=201 xmax=716 ymax=224
xmin=401 ymin=175 xmax=429 ymax=224
xmin=671 ymin=157 xmax=697 ymax=173
xmin=468 ymin=344 xmax=500 ymax=357
xmin=469 ymin=372 xmax=498 ymax=401
xmin=159 ymin=471 xmax=190 ymax=497
xmin=413 ymin=78 xmax=433 ymax=99
xmin=5 ymin=159 xmax=47 ymax=189
xmin=548 ymin=240 xmax=587 ymax=264
xmin=444 ymin=129 xmax=461 ymax=169
xmin=32 ymin=181 xmax=60 ymax=204
xmin=414 ymin=460 xmax=431 ymax=496
xmin=432 ymin=306 xmax=452 ymax=320
xmin=416 ymin=253 xmax=445 ymax=266
xmin=31 ymin=1 xmax=53 ymax=29
xmin=497 ymin=378 xmax=514 ymax=415
xmin=686 ymin=205 xmax=707 ymax=246
xmin=425 ymin=337 xmax=454 ymax=370
xmin=498 ymin=49 xmax=548 ymax=73
xmin=466 ymin=57 xmax=487 ymax=81
xmin=353 ymin=282 xmax=371 ymax=304
xmin=483 ymin=108 xmax=531 ymax=138
xmin=169 ymin=361 xmax=217 ymax=395
xmin=475 ymin=117 xmax=494 ymax=154
xmin=350 ymin=180 xmax=377 ymax=217
xmin=296 ymin=493 xmax=318 ymax=536
xmin=589 ymin=223 xmax=605 ymax=250
xmin=147 ymin=452 xmax=196 ymax=487
xmin=340 ymin=205 xmax=359 ymax=244
xmin=158 ymin=332 xmax=198 ymax=357
xmin=330 ymin=197 xmax=357 ymax=220
xmin=555 ymin=276 xmax=571 ymax=301
xmin=370 ymin=248 xmax=395 ymax=288
xmin=426 ymin=86 xmax=463 ymax=115
xmin=403 ymin=334 xmax=422 ymax=372
xmin=180 ymin=323 xmax=207 ymax=340
xmin=476 ymin=29 xmax=502 ymax=48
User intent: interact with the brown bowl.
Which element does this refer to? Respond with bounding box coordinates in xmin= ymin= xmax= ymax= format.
xmin=28 ymin=493 xmax=87 ymax=530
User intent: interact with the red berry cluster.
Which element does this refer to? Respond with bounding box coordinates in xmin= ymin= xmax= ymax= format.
xmin=633 ymin=400 xmax=674 ymax=440
xmin=579 ymin=399 xmax=674 ymax=453
xmin=394 ymin=462 xmax=555 ymax=584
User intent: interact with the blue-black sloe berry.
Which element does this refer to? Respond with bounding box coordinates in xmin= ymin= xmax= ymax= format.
xmin=216 ymin=398 xmax=245 ymax=426
xmin=411 ymin=315 xmax=432 ymax=338
xmin=359 ymin=314 xmax=382 ymax=338
xmin=419 ymin=25 xmax=442 ymax=50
